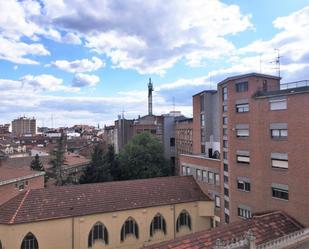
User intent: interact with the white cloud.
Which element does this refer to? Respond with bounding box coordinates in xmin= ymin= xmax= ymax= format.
xmin=50 ymin=56 xmax=104 ymax=73
xmin=0 ymin=36 xmax=50 ymax=65
xmin=39 ymin=0 xmax=252 ymax=74
xmin=72 ymin=73 xmax=100 ymax=87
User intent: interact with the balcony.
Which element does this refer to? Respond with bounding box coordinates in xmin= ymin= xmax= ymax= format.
xmin=254 ymin=80 xmax=309 ymax=97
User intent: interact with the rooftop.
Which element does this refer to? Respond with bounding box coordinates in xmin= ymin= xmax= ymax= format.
xmin=0 ymin=176 xmax=210 ymax=224
xmin=146 ymin=211 xmax=304 ymax=249
xmin=0 ymin=167 xmax=44 ymax=186
xmin=218 ymin=72 xmax=280 ymax=86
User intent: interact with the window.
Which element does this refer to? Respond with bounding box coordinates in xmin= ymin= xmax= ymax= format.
xmin=21 ymin=232 xmax=38 ymax=249
xmin=200 ymin=114 xmax=205 ymax=127
xmin=170 ymin=138 xmax=175 ymax=147
xmin=272 ymin=186 xmax=289 ymax=200
xmin=238 ymin=207 xmax=252 ymax=219
xmin=200 ymin=95 xmax=205 ymax=111
xmin=18 ymin=181 xmax=25 ymax=191
xmin=270 ymin=98 xmax=287 ymax=110
xmin=215 ymin=173 xmax=220 ymax=185
xmin=202 ymin=170 xmax=207 ymax=181
xmin=236 ymin=103 xmax=249 ymax=113
xmin=235 ymin=81 xmax=248 ymax=92
xmin=223 ymin=117 xmax=228 ymax=125
xmin=224 ymin=175 xmax=229 ymax=183
xmin=236 ymin=128 xmax=249 ymax=137
xmin=182 ymin=166 xmax=186 ymax=176
xmin=223 ymin=152 xmax=228 ymax=160
xmin=88 ymin=222 xmax=108 ymax=247
xmin=271 ymin=153 xmax=288 ymax=169
xmin=176 ymin=211 xmax=191 ymax=232
xmin=150 ymin=214 xmax=166 ymax=237
xmin=223 ymin=164 xmax=228 ymax=172
xmin=223 ymin=105 xmax=228 ymax=112
xmin=208 ymin=172 xmax=214 ymax=184
xmin=237 ymin=180 xmax=251 ymax=191
xmin=224 ymin=200 xmax=229 ymax=209
xmin=215 ymin=196 xmax=220 ymax=208
xmin=201 ymin=144 xmax=205 ymax=154
xmin=201 ymin=128 xmax=206 ymax=143
xmin=271 ymin=129 xmax=288 ymax=138
xmin=224 ymin=214 xmax=230 ymax=224
xmin=223 ymin=128 xmax=228 ymax=136
xmin=224 ymin=187 xmax=229 ymax=197
xmin=223 ymin=140 xmax=228 ymax=148
xmin=196 ymin=169 xmax=201 ymax=180
xmin=222 ymin=87 xmax=228 ymax=101
xmin=121 ymin=218 xmax=139 ymax=241
xmin=237 ymin=155 xmax=250 ymax=164
xmin=185 ymin=167 xmax=190 ymax=175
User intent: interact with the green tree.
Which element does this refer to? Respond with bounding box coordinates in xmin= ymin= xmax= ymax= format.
xmin=50 ymin=133 xmax=66 ymax=186
xmin=80 ymin=144 xmax=113 ymax=184
xmin=118 ymin=132 xmax=171 ymax=180
xmin=30 ymin=154 xmax=44 ymax=171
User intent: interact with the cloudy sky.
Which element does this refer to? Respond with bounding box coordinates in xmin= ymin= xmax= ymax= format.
xmin=0 ymin=0 xmax=309 ymax=127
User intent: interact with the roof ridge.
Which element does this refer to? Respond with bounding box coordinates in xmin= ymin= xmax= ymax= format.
xmin=9 ymin=190 xmax=30 ymax=224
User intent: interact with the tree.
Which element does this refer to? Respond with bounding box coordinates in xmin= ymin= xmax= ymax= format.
xmin=118 ymin=132 xmax=171 ymax=180
xmin=30 ymin=154 xmax=44 ymax=171
xmin=49 ymin=133 xmax=66 ymax=186
xmin=80 ymin=144 xmax=113 ymax=184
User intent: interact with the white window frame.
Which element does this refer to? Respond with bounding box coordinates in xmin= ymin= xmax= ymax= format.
xmin=237 ymin=155 xmax=250 ymax=164
xmin=270 ymin=99 xmax=287 ymax=110
xmin=215 ymin=196 xmax=221 ymax=208
xmin=236 ymin=129 xmax=249 ymax=137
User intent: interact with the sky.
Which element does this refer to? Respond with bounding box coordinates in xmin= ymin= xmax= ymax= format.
xmin=0 ymin=0 xmax=309 ymax=127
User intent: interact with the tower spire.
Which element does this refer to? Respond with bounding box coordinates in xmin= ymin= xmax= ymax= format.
xmin=148 ymin=78 xmax=154 ymax=115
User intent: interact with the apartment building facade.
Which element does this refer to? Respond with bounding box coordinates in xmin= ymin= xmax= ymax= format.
xmin=12 ymin=117 xmax=36 ymax=136
xmin=179 ymin=90 xmax=222 ymax=225
xmin=217 ymin=73 xmax=309 ymax=226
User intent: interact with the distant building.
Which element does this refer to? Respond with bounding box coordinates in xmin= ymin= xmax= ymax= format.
xmin=0 ymin=176 xmax=214 ymax=249
xmin=0 ymin=124 xmax=10 ymax=134
xmin=11 ymin=116 xmax=36 ymax=136
xmin=114 ymin=117 xmax=134 ymax=153
xmin=0 ymin=166 xmax=45 ymax=205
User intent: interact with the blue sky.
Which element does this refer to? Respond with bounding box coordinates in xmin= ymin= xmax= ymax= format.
xmin=0 ymin=0 xmax=308 ymax=127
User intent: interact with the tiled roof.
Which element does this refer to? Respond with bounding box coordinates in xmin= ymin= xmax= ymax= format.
xmin=0 ymin=167 xmax=44 ymax=184
xmin=146 ymin=211 xmax=304 ymax=249
xmin=0 ymin=176 xmax=210 ymax=224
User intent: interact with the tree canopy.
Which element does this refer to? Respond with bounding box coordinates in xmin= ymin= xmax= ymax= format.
xmin=30 ymin=154 xmax=44 ymax=172
xmin=117 ymin=132 xmax=171 ymax=180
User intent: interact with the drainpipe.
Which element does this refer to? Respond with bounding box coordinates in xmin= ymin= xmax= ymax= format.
xmin=72 ymin=217 xmax=75 ymax=249
xmin=173 ymin=204 xmax=176 ymax=239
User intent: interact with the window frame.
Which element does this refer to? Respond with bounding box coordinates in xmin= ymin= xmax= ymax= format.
xmin=236 ymin=128 xmax=249 ymax=138
xmin=272 ymin=187 xmax=289 ymax=200
xmin=236 ymin=103 xmax=249 ymax=113
xmin=176 ymin=210 xmax=192 ymax=232
xmin=235 ymin=81 xmax=248 ymax=92
xmin=237 ymin=155 xmax=250 ymax=164
xmin=237 ymin=180 xmax=251 ymax=192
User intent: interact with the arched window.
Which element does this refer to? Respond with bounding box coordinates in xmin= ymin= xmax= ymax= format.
xmin=176 ymin=210 xmax=191 ymax=232
xmin=120 ymin=217 xmax=139 ymax=241
xmin=21 ymin=232 xmax=38 ymax=249
xmin=150 ymin=213 xmax=167 ymax=236
xmin=88 ymin=222 xmax=108 ymax=247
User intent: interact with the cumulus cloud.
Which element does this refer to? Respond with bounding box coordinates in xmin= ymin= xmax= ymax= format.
xmin=72 ymin=73 xmax=100 ymax=87
xmin=38 ymin=0 xmax=252 ymax=74
xmin=50 ymin=56 xmax=104 ymax=73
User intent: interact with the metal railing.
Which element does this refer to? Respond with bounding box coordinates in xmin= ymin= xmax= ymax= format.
xmin=280 ymin=80 xmax=309 ymax=90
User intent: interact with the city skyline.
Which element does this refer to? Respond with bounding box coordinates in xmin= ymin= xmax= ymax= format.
xmin=0 ymin=0 xmax=308 ymax=127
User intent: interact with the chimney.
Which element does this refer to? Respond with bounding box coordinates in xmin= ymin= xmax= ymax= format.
xmin=148 ymin=78 xmax=154 ymax=115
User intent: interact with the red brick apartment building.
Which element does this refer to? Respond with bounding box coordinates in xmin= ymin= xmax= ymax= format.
xmin=180 ymin=73 xmax=309 ymax=227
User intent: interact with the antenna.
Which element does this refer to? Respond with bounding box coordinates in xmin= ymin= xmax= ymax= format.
xmin=259 ymin=53 xmax=262 ymax=73
xmin=274 ymin=48 xmax=281 ymax=78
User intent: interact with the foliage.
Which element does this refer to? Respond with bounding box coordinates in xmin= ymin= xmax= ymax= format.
xmin=30 ymin=154 xmax=44 ymax=171
xmin=49 ymin=133 xmax=66 ymax=186
xmin=80 ymin=144 xmax=113 ymax=184
xmin=117 ymin=132 xmax=171 ymax=180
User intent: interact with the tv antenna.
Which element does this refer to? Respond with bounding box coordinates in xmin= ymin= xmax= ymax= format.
xmin=274 ymin=48 xmax=281 ymax=78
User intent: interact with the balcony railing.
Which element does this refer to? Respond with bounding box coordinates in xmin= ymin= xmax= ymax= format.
xmin=280 ymin=80 xmax=309 ymax=90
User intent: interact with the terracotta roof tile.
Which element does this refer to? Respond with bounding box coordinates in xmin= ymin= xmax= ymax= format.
xmin=0 ymin=176 xmax=210 ymax=224
xmin=146 ymin=211 xmax=304 ymax=249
